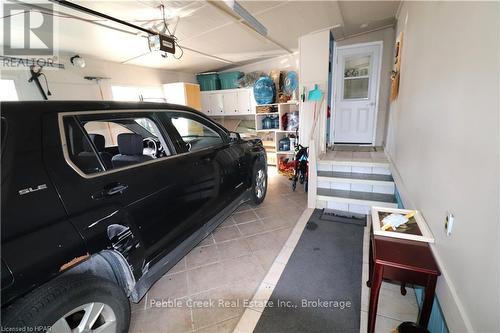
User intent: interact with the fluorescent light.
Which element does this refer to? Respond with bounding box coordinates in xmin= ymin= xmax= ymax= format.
xmin=223 ymin=0 xmax=267 ymax=36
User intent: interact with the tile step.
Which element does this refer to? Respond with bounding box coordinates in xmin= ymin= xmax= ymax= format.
xmin=317 ymin=171 xmax=394 ymax=186
xmin=316 ymin=188 xmax=398 ymax=208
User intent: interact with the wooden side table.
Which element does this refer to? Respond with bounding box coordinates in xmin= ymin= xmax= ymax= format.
xmin=367 ymin=230 xmax=440 ymax=333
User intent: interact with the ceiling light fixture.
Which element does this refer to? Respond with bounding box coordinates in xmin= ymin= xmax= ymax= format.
xmin=222 ymin=0 xmax=268 ymax=36
xmin=70 ymin=55 xmax=86 ymax=68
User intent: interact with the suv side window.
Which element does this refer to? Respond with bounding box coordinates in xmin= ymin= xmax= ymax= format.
xmin=61 ymin=113 xmax=173 ymax=176
xmin=63 ymin=116 xmax=104 ymax=174
xmin=167 ymin=112 xmax=225 ymax=152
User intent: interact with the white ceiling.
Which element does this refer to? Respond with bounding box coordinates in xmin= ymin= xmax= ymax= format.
xmin=6 ymin=1 xmax=400 ymax=73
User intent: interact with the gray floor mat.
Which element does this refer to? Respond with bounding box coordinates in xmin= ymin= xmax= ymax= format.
xmin=253 ymin=209 xmax=365 ymax=333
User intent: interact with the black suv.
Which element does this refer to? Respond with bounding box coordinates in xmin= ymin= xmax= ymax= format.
xmin=1 ymin=101 xmax=267 ymax=332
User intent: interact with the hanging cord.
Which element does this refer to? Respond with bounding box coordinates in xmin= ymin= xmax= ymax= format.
xmin=39 ymin=73 xmax=52 ymax=96
xmin=159 ymin=4 xmax=183 ymax=60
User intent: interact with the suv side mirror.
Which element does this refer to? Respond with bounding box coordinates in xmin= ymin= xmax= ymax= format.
xmin=229 ymin=131 xmax=241 ymax=142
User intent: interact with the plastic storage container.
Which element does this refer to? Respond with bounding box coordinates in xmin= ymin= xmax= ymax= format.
xmin=219 ymin=71 xmax=243 ymax=89
xmin=196 ymin=73 xmax=220 ymax=91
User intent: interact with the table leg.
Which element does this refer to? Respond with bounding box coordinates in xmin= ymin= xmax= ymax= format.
xmin=400 ymin=282 xmax=407 ymax=296
xmin=418 ymin=275 xmax=437 ymax=327
xmin=367 ymin=263 xmax=383 ymax=333
xmin=367 ymin=236 xmax=373 ymax=287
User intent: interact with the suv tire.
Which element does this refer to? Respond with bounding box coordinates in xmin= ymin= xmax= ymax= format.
xmin=251 ymin=163 xmax=267 ymax=205
xmin=3 ymin=274 xmax=130 ymax=333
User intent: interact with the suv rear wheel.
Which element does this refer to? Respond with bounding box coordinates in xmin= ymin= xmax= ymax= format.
xmin=3 ymin=274 xmax=130 ymax=333
xmin=251 ymin=163 xmax=267 ymax=205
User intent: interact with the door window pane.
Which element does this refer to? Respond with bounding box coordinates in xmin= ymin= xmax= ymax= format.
xmin=344 ymin=78 xmax=369 ymax=99
xmin=343 ymin=55 xmax=371 ymax=100
xmin=169 ymin=114 xmax=223 ymax=152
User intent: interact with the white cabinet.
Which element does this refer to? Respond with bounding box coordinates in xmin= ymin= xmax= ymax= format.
xmin=237 ymin=89 xmax=253 ymax=114
xmin=201 ymin=88 xmax=255 ymax=116
xmin=201 ymin=93 xmax=211 ymax=114
xmin=223 ymin=92 xmax=238 ymax=114
xmin=209 ymin=93 xmax=224 ymax=115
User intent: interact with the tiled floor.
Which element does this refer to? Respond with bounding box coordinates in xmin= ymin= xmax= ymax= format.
xmin=129 ymin=165 xmax=419 ymax=333
xmin=129 ymin=167 xmax=307 ymax=333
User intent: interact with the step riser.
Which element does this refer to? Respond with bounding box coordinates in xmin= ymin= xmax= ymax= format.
xmin=317 ymin=178 xmax=395 ymax=194
xmin=318 ymin=163 xmax=391 ymax=175
xmin=316 ymin=198 xmax=397 ymax=215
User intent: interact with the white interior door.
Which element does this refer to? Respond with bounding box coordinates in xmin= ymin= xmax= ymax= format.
xmin=334 ymin=43 xmax=381 ymax=144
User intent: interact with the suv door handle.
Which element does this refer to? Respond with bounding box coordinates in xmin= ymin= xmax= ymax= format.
xmin=92 ymin=183 xmax=128 ymax=200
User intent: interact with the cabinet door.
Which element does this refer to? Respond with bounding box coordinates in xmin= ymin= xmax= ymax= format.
xmin=209 ymin=93 xmax=224 ymax=115
xmin=223 ymin=92 xmax=238 ymax=115
xmin=201 ymin=93 xmax=211 ymax=115
xmin=237 ymin=89 xmax=252 ymax=114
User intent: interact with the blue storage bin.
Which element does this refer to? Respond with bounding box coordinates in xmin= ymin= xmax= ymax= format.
xmin=196 ymin=73 xmax=220 ymax=91
xmin=219 ymin=71 xmax=244 ymax=89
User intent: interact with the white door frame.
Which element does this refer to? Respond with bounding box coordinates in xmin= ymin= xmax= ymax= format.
xmin=329 ymin=41 xmax=383 ymax=146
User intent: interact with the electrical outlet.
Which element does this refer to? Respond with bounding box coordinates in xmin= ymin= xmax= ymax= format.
xmin=445 ymin=212 xmax=454 ymax=236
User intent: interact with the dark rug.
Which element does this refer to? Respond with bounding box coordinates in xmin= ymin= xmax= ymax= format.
xmin=253 ymin=209 xmax=365 ymax=333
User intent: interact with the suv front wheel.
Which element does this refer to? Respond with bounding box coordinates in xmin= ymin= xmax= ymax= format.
xmin=3 ymin=274 xmax=130 ymax=333
xmin=251 ymin=163 xmax=267 ymax=205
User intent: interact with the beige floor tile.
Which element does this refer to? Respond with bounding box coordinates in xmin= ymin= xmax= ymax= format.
xmin=252 ymin=248 xmax=281 ymax=271
xmin=193 ymin=316 xmax=240 ymax=333
xmin=253 ymin=206 xmax=280 ymax=219
xmin=129 ymin=306 xmax=192 ymax=333
xmin=221 ymin=254 xmax=265 ymax=285
xmin=218 ymin=217 xmax=236 ymax=229
xmin=361 ymin=284 xmax=418 ymax=322
xmin=216 ymin=238 xmax=252 ymax=260
xmin=187 ymin=262 xmax=227 ymax=295
xmin=232 ymin=210 xmax=259 ymax=224
xmin=271 ymin=227 xmax=293 ymax=244
xmin=360 ymin=310 xmax=403 ymax=333
xmin=236 ymin=220 xmax=268 ymax=236
xmin=167 ymin=257 xmax=187 ymax=275
xmin=198 ymin=234 xmax=215 ymax=247
xmin=190 ymin=285 xmax=247 ymax=330
xmin=244 ymin=232 xmax=281 ymax=252
xmin=187 ymin=244 xmax=219 ymax=268
xmin=213 ymin=225 xmax=242 ymax=243
xmin=260 ymin=216 xmax=293 ymax=231
xmin=147 ymin=271 xmax=188 ymax=306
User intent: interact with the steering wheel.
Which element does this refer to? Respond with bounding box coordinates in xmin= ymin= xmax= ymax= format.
xmin=143 ymin=137 xmax=161 ymax=158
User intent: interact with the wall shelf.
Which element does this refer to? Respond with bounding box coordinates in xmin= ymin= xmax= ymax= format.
xmin=254 ymin=102 xmax=300 ymax=165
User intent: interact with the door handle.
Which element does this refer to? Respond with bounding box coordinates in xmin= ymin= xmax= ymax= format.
xmin=92 ymin=183 xmax=128 ymax=200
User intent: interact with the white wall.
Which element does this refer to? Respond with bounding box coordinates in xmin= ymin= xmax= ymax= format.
xmin=1 ymin=53 xmax=196 ymax=101
xmin=336 ymin=27 xmax=395 ymax=146
xmin=385 ymin=2 xmax=500 ymax=332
